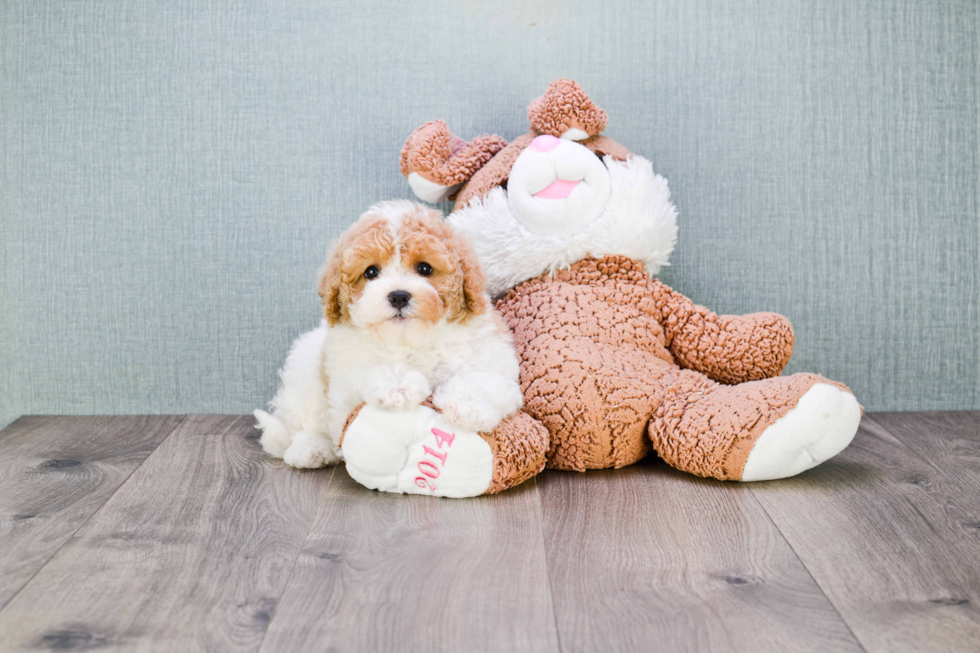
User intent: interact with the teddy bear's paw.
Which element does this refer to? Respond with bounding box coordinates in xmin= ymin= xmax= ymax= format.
xmin=342 ymin=404 xmax=494 ymax=498
xmin=740 ymin=384 xmax=861 ymax=481
xmin=282 ymin=431 xmax=340 ymax=469
xmin=365 ymin=371 xmax=432 ymax=411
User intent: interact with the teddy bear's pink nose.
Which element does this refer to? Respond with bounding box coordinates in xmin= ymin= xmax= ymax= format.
xmin=529 ymin=134 xmax=561 ymax=153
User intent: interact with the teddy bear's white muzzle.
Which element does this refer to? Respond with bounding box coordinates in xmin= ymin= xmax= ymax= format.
xmin=507 ymin=138 xmax=611 ymax=237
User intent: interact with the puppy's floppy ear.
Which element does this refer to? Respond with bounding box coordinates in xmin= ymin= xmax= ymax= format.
xmin=452 ymin=230 xmax=490 ymax=318
xmin=317 ymin=238 xmax=347 ymax=326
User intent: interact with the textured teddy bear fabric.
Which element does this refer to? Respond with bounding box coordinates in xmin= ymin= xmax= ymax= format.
xmin=495 ymin=255 xmax=845 ymax=479
xmin=649 ymin=274 xmax=795 ymax=384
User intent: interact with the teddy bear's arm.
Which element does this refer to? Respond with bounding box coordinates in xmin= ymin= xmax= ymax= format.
xmin=649 ymin=279 xmax=795 ymax=384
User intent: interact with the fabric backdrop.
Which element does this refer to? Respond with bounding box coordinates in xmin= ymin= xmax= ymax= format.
xmin=2 ymin=0 xmax=977 ymax=428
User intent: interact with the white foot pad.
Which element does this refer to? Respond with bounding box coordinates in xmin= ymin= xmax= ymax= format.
xmin=342 ymin=405 xmax=494 ymax=498
xmin=740 ymin=384 xmax=861 ymax=481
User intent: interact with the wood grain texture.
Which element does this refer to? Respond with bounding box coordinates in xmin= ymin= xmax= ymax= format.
xmin=538 ymin=458 xmax=860 ymax=653
xmin=259 ymin=467 xmax=560 ymax=653
xmin=0 ymin=415 xmax=183 ymax=610
xmin=0 ymin=415 xmax=330 ymax=652
xmin=4 ymin=412 xmax=980 ymax=651
xmin=749 ymin=415 xmax=980 ymax=652
xmin=865 ymin=411 xmax=980 ymax=500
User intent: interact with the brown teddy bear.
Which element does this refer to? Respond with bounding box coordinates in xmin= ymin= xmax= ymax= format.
xmin=341 ymin=78 xmax=860 ymax=497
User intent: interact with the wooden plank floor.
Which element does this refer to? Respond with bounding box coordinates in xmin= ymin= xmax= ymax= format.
xmin=0 ymin=413 xmax=977 ymax=652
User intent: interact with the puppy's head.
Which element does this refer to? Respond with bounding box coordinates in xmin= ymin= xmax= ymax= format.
xmin=318 ymin=200 xmax=489 ymax=333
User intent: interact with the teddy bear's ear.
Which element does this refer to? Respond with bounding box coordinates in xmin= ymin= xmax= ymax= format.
xmin=528 ymin=78 xmax=608 ymax=141
xmin=400 ymin=120 xmax=508 ymax=203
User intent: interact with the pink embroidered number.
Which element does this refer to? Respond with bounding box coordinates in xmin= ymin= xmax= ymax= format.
xmin=431 ymin=427 xmax=455 ymax=448
xmin=422 ymin=445 xmax=447 ymax=465
xmin=414 ymin=427 xmax=457 ymax=492
xmin=418 ymin=461 xmax=440 ymax=478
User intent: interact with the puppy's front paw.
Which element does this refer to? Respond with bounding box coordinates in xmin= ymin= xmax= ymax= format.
xmin=367 ymin=371 xmax=432 ymax=411
xmin=433 ymin=386 xmax=502 ymax=432
xmin=440 ymin=399 xmax=501 ymax=433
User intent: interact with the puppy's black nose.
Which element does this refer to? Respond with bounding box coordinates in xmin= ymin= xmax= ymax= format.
xmin=388 ymin=290 xmax=412 ymax=310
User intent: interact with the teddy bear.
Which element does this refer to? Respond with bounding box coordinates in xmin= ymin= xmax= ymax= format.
xmin=339 ymin=78 xmax=861 ymax=498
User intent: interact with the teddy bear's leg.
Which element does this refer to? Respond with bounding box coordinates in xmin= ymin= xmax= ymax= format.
xmin=649 ymin=371 xmax=861 ymax=481
xmin=479 ymin=411 xmax=550 ymax=493
xmin=340 ymin=401 xmax=548 ymax=498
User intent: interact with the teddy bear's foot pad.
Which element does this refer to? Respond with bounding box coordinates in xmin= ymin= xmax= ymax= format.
xmin=343 ymin=405 xmax=494 ymax=498
xmin=740 ymin=384 xmax=861 ymax=481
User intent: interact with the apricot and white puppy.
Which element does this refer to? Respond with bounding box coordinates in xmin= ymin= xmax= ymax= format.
xmin=253 ymin=200 xmax=523 ymax=470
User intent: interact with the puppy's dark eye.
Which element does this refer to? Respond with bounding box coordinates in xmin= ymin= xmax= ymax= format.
xmin=364 ymin=265 xmax=380 ymax=280
xmin=416 ymin=262 xmax=433 ymax=277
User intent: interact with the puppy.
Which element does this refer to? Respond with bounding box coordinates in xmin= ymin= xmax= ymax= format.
xmin=254 ymin=200 xmax=524 ymax=469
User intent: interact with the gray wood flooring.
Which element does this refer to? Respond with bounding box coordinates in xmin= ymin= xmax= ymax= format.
xmin=0 ymin=412 xmax=977 ymax=652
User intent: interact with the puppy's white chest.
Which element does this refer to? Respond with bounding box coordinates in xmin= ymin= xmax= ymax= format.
xmin=325 ymin=330 xmax=451 ymax=383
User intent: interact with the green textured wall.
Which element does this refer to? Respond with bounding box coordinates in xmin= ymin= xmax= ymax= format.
xmin=2 ymin=0 xmax=977 ymax=427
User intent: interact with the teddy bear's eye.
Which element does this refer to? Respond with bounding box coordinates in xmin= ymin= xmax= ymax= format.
xmin=364 ymin=265 xmax=380 ymax=280
xmin=416 ymin=262 xmax=433 ymax=277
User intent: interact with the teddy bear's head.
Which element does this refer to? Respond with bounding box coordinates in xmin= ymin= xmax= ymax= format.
xmin=400 ymin=78 xmax=678 ymax=297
